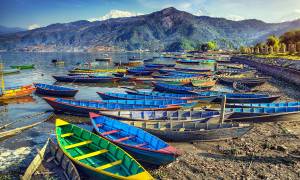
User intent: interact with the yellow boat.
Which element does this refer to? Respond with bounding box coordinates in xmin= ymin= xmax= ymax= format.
xmin=70 ymin=68 xmax=127 ymax=73
xmin=0 ymin=63 xmax=35 ymax=100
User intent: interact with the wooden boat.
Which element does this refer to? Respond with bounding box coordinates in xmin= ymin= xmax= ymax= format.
xmin=219 ymin=77 xmax=270 ymax=87
xmin=99 ymin=98 xmax=197 ymax=108
xmin=69 ymin=68 xmax=127 ymax=73
xmin=119 ymin=120 xmax=252 ymax=142
xmin=53 ymin=75 xmax=120 ymax=83
xmin=129 ymin=56 xmax=142 ymax=61
xmin=127 ymin=69 xmax=153 ymax=76
xmin=90 ymin=113 xmax=179 ymax=165
xmin=21 ymin=138 xmax=81 ymax=180
xmin=55 ymin=119 xmax=153 ymax=179
xmin=226 ymin=106 xmax=300 ymax=122
xmin=176 ymin=59 xmax=216 ymax=64
xmin=126 ymin=90 xmax=202 ymax=100
xmin=153 ymin=82 xmax=196 ymax=94
xmin=190 ymin=79 xmax=216 ymax=89
xmin=10 ymin=64 xmax=35 ymax=70
xmin=97 ymin=110 xmax=233 ymax=123
xmin=34 ymin=83 xmax=78 ymax=97
xmin=43 ymin=97 xmax=181 ymax=116
xmin=226 ymin=101 xmax=300 ymax=108
xmin=95 ymin=57 xmax=112 ymax=62
xmin=0 ymin=85 xmax=36 ymax=100
xmin=174 ymin=67 xmax=212 ymax=73
xmin=3 ymin=68 xmax=20 ymax=75
xmin=153 ymin=73 xmax=201 ymax=79
xmin=232 ymin=81 xmax=253 ymax=93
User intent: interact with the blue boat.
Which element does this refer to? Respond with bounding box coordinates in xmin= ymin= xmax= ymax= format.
xmin=127 ymin=68 xmax=153 ymax=76
xmin=43 ymin=97 xmax=181 ymax=116
xmin=174 ymin=67 xmax=212 ymax=73
xmin=225 ymin=106 xmax=300 ymax=122
xmin=97 ymin=110 xmax=234 ymax=123
xmin=126 ymin=90 xmax=201 ymax=99
xmin=101 ymin=99 xmax=192 ymax=106
xmin=53 ymin=76 xmax=120 ymax=83
xmin=153 ymin=73 xmax=201 ymax=79
xmin=90 ymin=112 xmax=179 ymax=165
xmin=227 ymin=101 xmax=300 ymax=108
xmin=153 ymin=82 xmax=196 ymax=94
xmin=34 ymin=83 xmax=78 ymax=97
xmin=97 ymin=92 xmax=197 ymax=106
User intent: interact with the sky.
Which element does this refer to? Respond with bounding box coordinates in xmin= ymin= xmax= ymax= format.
xmin=0 ymin=0 xmax=300 ymax=29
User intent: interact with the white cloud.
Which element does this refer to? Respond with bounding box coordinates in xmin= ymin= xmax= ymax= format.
xmin=88 ymin=10 xmax=143 ymax=22
xmin=279 ymin=9 xmax=300 ymax=22
xmin=28 ymin=24 xmax=40 ymax=30
xmin=225 ymin=14 xmax=245 ymax=21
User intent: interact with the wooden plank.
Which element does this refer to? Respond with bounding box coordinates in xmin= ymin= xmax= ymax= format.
xmin=102 ymin=129 xmax=120 ymax=136
xmin=64 ymin=140 xmax=92 ymax=150
xmin=96 ymin=160 xmax=122 ymax=170
xmin=74 ymin=149 xmax=108 ymax=161
xmin=61 ymin=133 xmax=73 ymax=138
xmin=219 ymin=95 xmax=227 ymax=124
xmin=115 ymin=136 xmax=135 ymax=143
xmin=134 ymin=143 xmax=148 ymax=148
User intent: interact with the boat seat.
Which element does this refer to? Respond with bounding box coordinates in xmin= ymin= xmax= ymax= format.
xmin=64 ymin=140 xmax=92 ymax=150
xmin=134 ymin=143 xmax=148 ymax=148
xmin=179 ymin=128 xmax=185 ymax=132
xmin=115 ymin=136 xmax=135 ymax=143
xmin=74 ymin=149 xmax=108 ymax=161
xmin=61 ymin=133 xmax=73 ymax=138
xmin=160 ymin=127 xmax=166 ymax=130
xmin=102 ymin=129 xmax=120 ymax=136
xmin=96 ymin=160 xmax=122 ymax=170
xmin=96 ymin=123 xmax=103 ymax=127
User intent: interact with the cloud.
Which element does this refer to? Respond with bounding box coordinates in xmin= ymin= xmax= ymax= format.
xmin=279 ymin=9 xmax=300 ymax=22
xmin=88 ymin=10 xmax=143 ymax=22
xmin=28 ymin=24 xmax=40 ymax=30
xmin=225 ymin=14 xmax=245 ymax=21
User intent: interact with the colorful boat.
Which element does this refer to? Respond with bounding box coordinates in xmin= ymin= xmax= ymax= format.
xmin=219 ymin=77 xmax=270 ymax=87
xmin=53 ymin=76 xmax=120 ymax=83
xmin=69 ymin=68 xmax=127 ymax=73
xmin=126 ymin=90 xmax=200 ymax=100
xmin=190 ymin=79 xmax=216 ymax=88
xmin=119 ymin=120 xmax=252 ymax=142
xmin=55 ymin=119 xmax=153 ymax=179
xmin=0 ymin=85 xmax=36 ymax=100
xmin=43 ymin=97 xmax=181 ymax=116
xmin=127 ymin=69 xmax=153 ymax=76
xmin=22 ymin=138 xmax=81 ymax=180
xmin=34 ymin=83 xmax=78 ymax=97
xmin=3 ymin=68 xmax=20 ymax=75
xmin=226 ymin=106 xmax=300 ymax=122
xmin=90 ymin=113 xmax=179 ymax=165
xmin=10 ymin=64 xmax=35 ymax=70
xmin=99 ymin=99 xmax=195 ymax=107
xmin=174 ymin=67 xmax=212 ymax=73
xmin=153 ymin=82 xmax=196 ymax=94
xmin=176 ymin=59 xmax=216 ymax=64
xmin=97 ymin=110 xmax=233 ymax=123
xmin=226 ymin=101 xmax=300 ymax=108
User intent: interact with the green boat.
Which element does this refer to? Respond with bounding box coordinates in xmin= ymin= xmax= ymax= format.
xmin=3 ymin=68 xmax=20 ymax=75
xmin=10 ymin=64 xmax=35 ymax=70
xmin=56 ymin=119 xmax=153 ymax=180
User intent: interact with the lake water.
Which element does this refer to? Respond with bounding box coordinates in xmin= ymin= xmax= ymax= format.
xmin=0 ymin=52 xmax=224 ymax=175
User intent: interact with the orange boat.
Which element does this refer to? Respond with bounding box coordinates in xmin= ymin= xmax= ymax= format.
xmin=0 ymin=63 xmax=35 ymax=100
xmin=0 ymin=85 xmax=36 ymax=100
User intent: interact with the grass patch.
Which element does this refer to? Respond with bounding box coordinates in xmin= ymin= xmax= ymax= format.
xmin=252 ymin=53 xmax=300 ymax=61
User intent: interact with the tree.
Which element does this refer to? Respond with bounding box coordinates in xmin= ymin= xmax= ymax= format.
xmin=240 ymin=46 xmax=247 ymax=54
xmin=266 ymin=35 xmax=280 ymax=47
xmin=288 ymin=44 xmax=296 ymax=54
xmin=279 ymin=43 xmax=286 ymax=53
xmin=207 ymin=41 xmax=217 ymax=50
xmin=296 ymin=42 xmax=300 ymax=52
xmin=269 ymin=46 xmax=274 ymax=54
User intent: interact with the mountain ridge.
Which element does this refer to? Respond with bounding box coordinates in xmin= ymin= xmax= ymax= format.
xmin=1 ymin=7 xmax=300 ymax=51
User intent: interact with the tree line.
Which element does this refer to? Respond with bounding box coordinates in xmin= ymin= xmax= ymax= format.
xmin=240 ymin=29 xmax=300 ymax=55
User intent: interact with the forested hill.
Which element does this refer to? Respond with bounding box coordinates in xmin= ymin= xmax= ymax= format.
xmin=1 ymin=7 xmax=300 ymax=51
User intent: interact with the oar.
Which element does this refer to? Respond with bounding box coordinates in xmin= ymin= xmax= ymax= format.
xmin=0 ymin=111 xmax=52 ymax=130
xmin=0 ymin=112 xmax=54 ymax=140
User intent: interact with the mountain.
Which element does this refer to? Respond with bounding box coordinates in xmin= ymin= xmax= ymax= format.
xmin=0 ymin=25 xmax=25 ymax=35
xmin=1 ymin=7 xmax=300 ymax=51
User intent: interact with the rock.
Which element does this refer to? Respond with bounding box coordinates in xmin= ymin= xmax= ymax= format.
xmin=276 ymin=145 xmax=288 ymax=152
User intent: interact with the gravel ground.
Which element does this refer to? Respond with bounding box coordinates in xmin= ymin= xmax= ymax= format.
xmin=151 ymin=80 xmax=300 ymax=179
